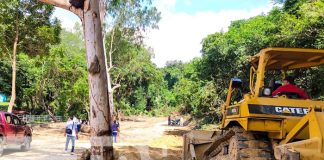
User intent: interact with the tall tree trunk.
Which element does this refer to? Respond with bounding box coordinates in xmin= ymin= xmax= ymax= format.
xmin=100 ymin=1 xmax=116 ymax=121
xmin=107 ymin=28 xmax=116 ymax=118
xmin=29 ymin=96 xmax=34 ymax=114
xmin=38 ymin=84 xmax=58 ymax=122
xmin=107 ymin=74 xmax=115 ymax=119
xmin=38 ymin=0 xmax=113 ymax=159
xmin=102 ymin=24 xmax=115 ymax=122
xmin=108 ymin=28 xmax=115 ymax=69
xmin=45 ymin=105 xmax=57 ymax=122
xmin=8 ymin=18 xmax=19 ymax=113
xmin=84 ymin=1 xmax=113 ymax=158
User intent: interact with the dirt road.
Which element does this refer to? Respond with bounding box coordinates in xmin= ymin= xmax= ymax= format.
xmin=114 ymin=117 xmax=190 ymax=160
xmin=1 ymin=124 xmax=90 ymax=160
xmin=0 ymin=117 xmax=189 ymax=160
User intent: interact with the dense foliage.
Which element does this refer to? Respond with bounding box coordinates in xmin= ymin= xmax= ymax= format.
xmin=0 ymin=0 xmax=61 ymax=57
xmin=1 ymin=28 xmax=88 ymax=118
xmin=0 ymin=0 xmax=323 ymax=123
xmin=163 ymin=0 xmax=324 ymax=123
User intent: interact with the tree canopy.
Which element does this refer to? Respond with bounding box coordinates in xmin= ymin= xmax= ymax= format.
xmin=0 ymin=0 xmax=323 ymax=124
xmin=0 ymin=0 xmax=61 ymax=57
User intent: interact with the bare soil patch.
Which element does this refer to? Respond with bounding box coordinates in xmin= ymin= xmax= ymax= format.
xmin=1 ymin=116 xmax=190 ymax=160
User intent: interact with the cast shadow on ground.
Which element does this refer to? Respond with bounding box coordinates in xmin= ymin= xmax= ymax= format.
xmin=2 ymin=146 xmax=88 ymax=160
xmin=2 ymin=147 xmax=24 ymax=156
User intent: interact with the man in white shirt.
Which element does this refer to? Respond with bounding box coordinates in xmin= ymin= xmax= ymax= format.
xmin=64 ymin=116 xmax=78 ymax=154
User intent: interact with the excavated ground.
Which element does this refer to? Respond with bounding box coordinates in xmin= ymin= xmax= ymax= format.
xmin=1 ymin=117 xmax=191 ymax=160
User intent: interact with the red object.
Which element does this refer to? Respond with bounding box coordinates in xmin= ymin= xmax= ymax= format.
xmin=272 ymin=84 xmax=309 ymax=99
xmin=0 ymin=111 xmax=32 ymax=149
xmin=12 ymin=110 xmax=29 ymax=115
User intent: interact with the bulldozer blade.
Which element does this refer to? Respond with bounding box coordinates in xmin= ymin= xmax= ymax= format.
xmin=183 ymin=130 xmax=220 ymax=160
xmin=202 ymin=130 xmax=235 ymax=160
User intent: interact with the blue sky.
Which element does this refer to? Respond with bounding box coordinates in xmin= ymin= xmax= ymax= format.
xmin=54 ymin=0 xmax=272 ymax=67
xmin=174 ymin=0 xmax=269 ymax=14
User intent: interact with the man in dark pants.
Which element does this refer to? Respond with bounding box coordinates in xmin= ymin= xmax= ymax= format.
xmin=112 ymin=120 xmax=119 ymax=143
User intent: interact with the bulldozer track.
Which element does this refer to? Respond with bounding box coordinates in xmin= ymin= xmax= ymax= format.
xmin=210 ymin=126 xmax=274 ymax=160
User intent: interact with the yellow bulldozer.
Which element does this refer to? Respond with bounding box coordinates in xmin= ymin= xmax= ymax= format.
xmin=183 ymin=48 xmax=324 ymax=160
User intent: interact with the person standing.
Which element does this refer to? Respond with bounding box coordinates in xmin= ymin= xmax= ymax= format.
xmin=64 ymin=116 xmax=78 ymax=155
xmin=74 ymin=117 xmax=81 ymax=133
xmin=180 ymin=117 xmax=184 ymax=126
xmin=112 ymin=120 xmax=119 ymax=143
xmin=168 ymin=115 xmax=171 ymax=126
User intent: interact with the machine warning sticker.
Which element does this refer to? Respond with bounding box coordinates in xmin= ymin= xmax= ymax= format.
xmin=227 ymin=106 xmax=240 ymax=116
xmin=248 ymin=104 xmax=308 ymax=117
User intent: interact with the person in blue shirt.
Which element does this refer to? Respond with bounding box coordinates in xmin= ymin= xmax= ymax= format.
xmin=64 ymin=116 xmax=78 ymax=154
xmin=112 ymin=120 xmax=119 ymax=143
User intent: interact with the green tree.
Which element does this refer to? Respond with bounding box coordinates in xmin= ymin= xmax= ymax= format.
xmin=104 ymin=0 xmax=161 ymax=115
xmin=178 ymin=0 xmax=323 ymax=123
xmin=17 ymin=28 xmax=87 ymax=120
xmin=111 ymin=43 xmax=168 ymax=115
xmin=0 ymin=0 xmax=61 ymax=112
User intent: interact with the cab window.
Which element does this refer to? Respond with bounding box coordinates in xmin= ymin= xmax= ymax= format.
xmin=12 ymin=116 xmax=21 ymax=125
xmin=5 ymin=114 xmax=13 ymax=124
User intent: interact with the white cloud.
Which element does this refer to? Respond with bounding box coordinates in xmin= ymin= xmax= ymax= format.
xmin=145 ymin=1 xmax=272 ymax=67
xmin=52 ymin=2 xmax=273 ymax=68
xmin=155 ymin=0 xmax=177 ymax=13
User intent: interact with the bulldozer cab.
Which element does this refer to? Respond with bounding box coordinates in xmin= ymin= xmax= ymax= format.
xmin=225 ymin=48 xmax=324 ymax=107
xmin=249 ymin=48 xmax=324 ymax=99
xmin=221 ymin=48 xmax=324 ymax=159
xmin=183 ymin=48 xmax=324 ymax=160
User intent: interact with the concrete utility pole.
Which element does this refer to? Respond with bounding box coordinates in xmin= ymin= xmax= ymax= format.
xmin=38 ymin=0 xmax=113 ymax=159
